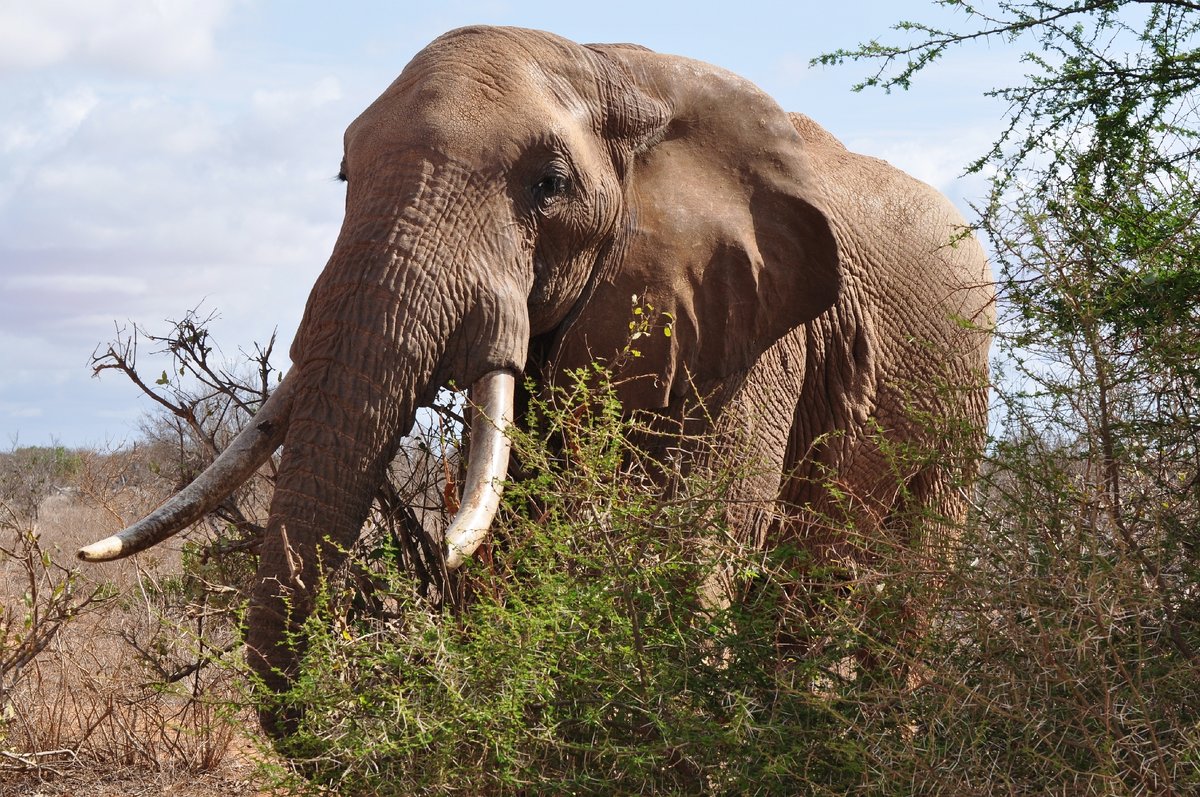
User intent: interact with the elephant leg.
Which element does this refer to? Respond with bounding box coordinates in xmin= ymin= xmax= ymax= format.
xmin=675 ymin=335 xmax=810 ymax=610
xmin=871 ymin=462 xmax=971 ymax=682
xmin=786 ymin=441 xmax=964 ymax=688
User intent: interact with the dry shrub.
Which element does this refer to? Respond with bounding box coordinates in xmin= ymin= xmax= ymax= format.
xmin=1 ymin=446 xmax=256 ymax=792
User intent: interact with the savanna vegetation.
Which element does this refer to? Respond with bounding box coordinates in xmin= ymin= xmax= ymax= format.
xmin=5 ymin=2 xmax=1200 ymax=793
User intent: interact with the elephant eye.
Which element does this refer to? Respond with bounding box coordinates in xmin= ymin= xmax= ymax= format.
xmin=531 ymin=171 xmax=570 ymax=208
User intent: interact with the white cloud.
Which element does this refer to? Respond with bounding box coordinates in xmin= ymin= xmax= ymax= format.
xmin=45 ymin=86 xmax=100 ymax=129
xmin=0 ymin=329 xmax=78 ymax=388
xmin=252 ymin=77 xmax=344 ymax=117
xmin=0 ymin=87 xmax=98 ymax=156
xmin=0 ymin=1 xmax=1014 ymax=448
xmin=0 ymin=49 xmax=351 ymax=448
xmin=0 ymin=124 xmax=38 ymax=154
xmin=845 ymin=126 xmax=995 ymax=213
xmin=0 ymin=0 xmax=232 ymax=76
xmin=0 ymin=7 xmax=71 ymax=71
xmin=2 ymin=273 xmax=149 ymax=295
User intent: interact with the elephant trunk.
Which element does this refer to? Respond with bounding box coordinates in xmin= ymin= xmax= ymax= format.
xmin=244 ymin=164 xmax=530 ymax=729
xmin=245 ymin=319 xmax=523 ymax=733
xmin=244 ymin=355 xmax=415 ymax=708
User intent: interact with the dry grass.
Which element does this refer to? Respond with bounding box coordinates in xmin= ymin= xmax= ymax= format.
xmin=1 ymin=458 xmax=273 ymax=797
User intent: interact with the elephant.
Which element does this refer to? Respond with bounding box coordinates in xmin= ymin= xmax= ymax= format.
xmin=79 ymin=26 xmax=993 ymax=737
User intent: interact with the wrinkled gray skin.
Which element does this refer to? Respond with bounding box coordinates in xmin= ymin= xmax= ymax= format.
xmin=108 ymin=27 xmax=995 ymax=737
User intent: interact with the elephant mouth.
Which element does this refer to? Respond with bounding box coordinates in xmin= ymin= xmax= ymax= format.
xmin=78 ymin=368 xmax=516 ymax=571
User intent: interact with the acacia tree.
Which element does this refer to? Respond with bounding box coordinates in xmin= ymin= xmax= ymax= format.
xmin=820 ymin=2 xmax=1200 ymax=791
xmin=91 ymin=308 xmax=279 ymax=553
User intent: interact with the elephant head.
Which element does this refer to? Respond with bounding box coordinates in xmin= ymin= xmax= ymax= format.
xmin=78 ymin=26 xmax=840 ymax=732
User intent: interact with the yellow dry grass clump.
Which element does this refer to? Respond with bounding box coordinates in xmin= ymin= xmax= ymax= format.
xmin=1 ymin=451 xmax=269 ymax=796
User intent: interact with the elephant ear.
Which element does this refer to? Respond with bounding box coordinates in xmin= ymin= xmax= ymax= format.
xmin=551 ymin=45 xmax=840 ymax=409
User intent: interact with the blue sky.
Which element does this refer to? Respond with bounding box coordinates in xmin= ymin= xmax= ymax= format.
xmin=0 ymin=0 xmax=1011 ymax=448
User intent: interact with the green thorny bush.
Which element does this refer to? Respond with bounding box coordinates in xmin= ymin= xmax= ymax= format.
xmin=816 ymin=2 xmax=1200 ymax=794
xmin=255 ymin=359 xmax=971 ymax=796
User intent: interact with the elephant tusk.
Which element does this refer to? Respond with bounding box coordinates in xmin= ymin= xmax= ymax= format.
xmin=443 ymin=369 xmax=515 ymax=570
xmin=77 ymin=378 xmax=295 ymax=562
